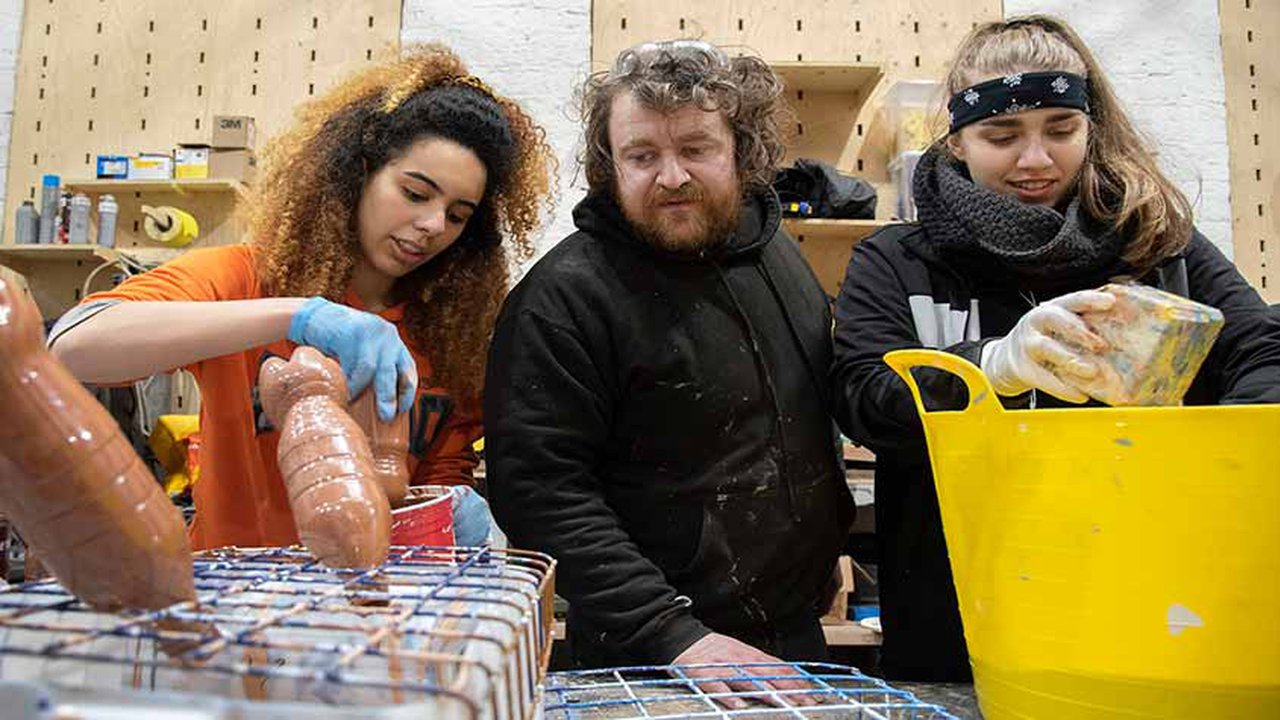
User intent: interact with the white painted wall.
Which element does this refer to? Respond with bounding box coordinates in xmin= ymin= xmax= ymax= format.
xmin=1003 ymin=0 xmax=1235 ymax=257
xmin=402 ymin=0 xmax=591 ymax=263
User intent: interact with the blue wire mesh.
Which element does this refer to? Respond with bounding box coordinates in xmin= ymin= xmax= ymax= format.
xmin=0 ymin=545 xmax=555 ymax=718
xmin=545 ymin=662 xmax=960 ymax=719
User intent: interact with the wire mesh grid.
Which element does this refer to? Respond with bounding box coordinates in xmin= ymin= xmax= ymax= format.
xmin=0 ymin=545 xmax=555 ymax=719
xmin=544 ymin=663 xmax=960 ymax=719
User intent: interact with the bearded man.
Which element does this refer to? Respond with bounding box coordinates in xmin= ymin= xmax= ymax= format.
xmin=484 ymin=40 xmax=854 ymax=695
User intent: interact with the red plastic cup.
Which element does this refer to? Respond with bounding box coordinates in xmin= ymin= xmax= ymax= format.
xmin=389 ymin=486 xmax=455 ymax=546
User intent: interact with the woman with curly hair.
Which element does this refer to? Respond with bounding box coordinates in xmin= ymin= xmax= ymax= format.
xmin=49 ymin=46 xmax=554 ymax=551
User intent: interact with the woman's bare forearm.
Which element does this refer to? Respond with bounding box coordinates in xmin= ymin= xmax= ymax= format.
xmin=50 ymin=299 xmax=308 ymax=383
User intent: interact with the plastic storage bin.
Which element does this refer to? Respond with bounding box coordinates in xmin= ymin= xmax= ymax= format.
xmin=890 ymin=149 xmax=923 ymax=221
xmin=883 ymin=80 xmax=941 ymax=222
xmin=883 ymin=80 xmax=944 ymax=156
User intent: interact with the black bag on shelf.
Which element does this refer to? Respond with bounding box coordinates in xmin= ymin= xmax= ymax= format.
xmin=773 ymin=158 xmax=877 ymax=219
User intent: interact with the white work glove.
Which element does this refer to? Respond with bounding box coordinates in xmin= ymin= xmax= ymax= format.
xmin=980 ymin=289 xmax=1116 ymax=403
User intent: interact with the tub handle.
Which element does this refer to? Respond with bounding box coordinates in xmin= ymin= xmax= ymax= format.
xmin=883 ymin=349 xmax=1003 ymax=419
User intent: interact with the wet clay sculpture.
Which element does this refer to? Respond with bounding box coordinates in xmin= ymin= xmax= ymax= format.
xmin=0 ymin=277 xmax=194 ymax=610
xmin=347 ymin=389 xmax=411 ymax=508
xmin=258 ymin=346 xmax=391 ymax=567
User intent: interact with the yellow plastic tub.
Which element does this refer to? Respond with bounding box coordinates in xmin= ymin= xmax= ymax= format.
xmin=885 ymin=349 xmax=1280 ymax=719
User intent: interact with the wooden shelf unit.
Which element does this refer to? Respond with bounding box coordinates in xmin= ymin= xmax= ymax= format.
xmin=783 ymin=218 xmax=887 ymax=239
xmin=0 ymin=244 xmax=184 ymax=318
xmin=1 ymin=178 xmax=244 ymax=319
xmin=0 ymin=244 xmax=107 ymax=264
xmin=769 ymin=61 xmax=890 ymax=295
xmin=771 ymin=61 xmax=883 ymax=95
xmin=783 ymin=218 xmax=895 ymax=295
xmin=0 ymin=243 xmax=179 ymax=263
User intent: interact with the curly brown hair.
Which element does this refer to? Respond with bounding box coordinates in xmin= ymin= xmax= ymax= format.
xmin=244 ymin=45 xmax=555 ymax=402
xmin=579 ymin=39 xmax=790 ymax=193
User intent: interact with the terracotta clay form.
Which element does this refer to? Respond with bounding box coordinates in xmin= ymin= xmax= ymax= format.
xmin=347 ymin=389 xmax=410 ymax=508
xmin=258 ymin=347 xmax=391 ymax=568
xmin=0 ymin=277 xmax=194 ymax=611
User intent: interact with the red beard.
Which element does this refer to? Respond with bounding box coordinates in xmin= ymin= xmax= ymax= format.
xmin=622 ymin=182 xmax=742 ymax=255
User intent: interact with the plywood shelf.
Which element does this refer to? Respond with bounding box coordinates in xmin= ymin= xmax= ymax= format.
xmin=783 ymin=218 xmax=890 ymax=240
xmin=771 ymin=62 xmax=883 ymax=95
xmin=0 ymin=245 xmax=107 ymax=264
xmin=0 ymin=244 xmax=182 ymax=266
xmin=784 ymin=219 xmax=896 ymax=295
xmin=64 ymin=179 xmax=246 ymax=195
xmin=0 ymin=244 xmax=184 ymax=318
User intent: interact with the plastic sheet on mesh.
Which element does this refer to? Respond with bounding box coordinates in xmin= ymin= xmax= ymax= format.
xmin=544 ymin=662 xmax=960 ymax=719
xmin=0 ymin=545 xmax=555 ymax=719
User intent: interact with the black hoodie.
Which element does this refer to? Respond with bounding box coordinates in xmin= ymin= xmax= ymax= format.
xmin=486 ymin=187 xmax=854 ymax=667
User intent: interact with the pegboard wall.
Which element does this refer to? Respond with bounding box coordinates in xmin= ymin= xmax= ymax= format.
xmin=3 ymin=0 xmax=400 ymax=256
xmin=1220 ymin=0 xmax=1277 ymax=302
xmin=592 ymin=0 xmax=1001 ymax=210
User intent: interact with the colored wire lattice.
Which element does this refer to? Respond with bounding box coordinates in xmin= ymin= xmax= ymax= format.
xmin=544 ymin=662 xmax=960 ymax=719
xmin=0 ymin=545 xmax=555 ymax=719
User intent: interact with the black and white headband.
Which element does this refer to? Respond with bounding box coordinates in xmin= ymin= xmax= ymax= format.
xmin=948 ymin=71 xmax=1090 ymax=134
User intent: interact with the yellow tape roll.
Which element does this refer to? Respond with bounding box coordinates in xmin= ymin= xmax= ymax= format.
xmin=141 ymin=205 xmax=200 ymax=248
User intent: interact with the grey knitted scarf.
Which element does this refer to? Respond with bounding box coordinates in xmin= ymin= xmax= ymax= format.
xmin=912 ymin=145 xmax=1128 ymax=289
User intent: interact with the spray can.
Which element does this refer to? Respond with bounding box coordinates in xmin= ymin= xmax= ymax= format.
xmin=68 ymin=193 xmax=91 ymax=244
xmin=37 ymin=174 xmax=60 ymax=245
xmin=56 ymin=192 xmax=72 ymax=244
xmin=96 ymin=194 xmax=118 ymax=248
xmin=14 ymin=201 xmax=39 ymax=245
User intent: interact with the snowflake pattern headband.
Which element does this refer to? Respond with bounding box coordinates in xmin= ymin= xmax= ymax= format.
xmin=947 ymin=71 xmax=1089 ymax=133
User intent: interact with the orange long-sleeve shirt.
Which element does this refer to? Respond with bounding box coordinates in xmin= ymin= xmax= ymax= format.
xmin=77 ymin=245 xmax=481 ymax=550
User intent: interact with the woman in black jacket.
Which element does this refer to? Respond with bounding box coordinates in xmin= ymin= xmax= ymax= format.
xmin=833 ymin=15 xmax=1280 ymax=681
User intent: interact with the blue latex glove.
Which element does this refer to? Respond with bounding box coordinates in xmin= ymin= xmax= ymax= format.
xmin=288 ymin=297 xmax=417 ymax=421
xmin=449 ymin=486 xmax=503 ymax=547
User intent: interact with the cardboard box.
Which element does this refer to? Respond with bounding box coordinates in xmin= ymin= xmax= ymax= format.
xmin=174 ymin=145 xmax=210 ymax=179
xmin=208 ymin=148 xmax=257 ymax=182
xmin=127 ymin=153 xmax=174 ymax=180
xmin=95 ymin=155 xmax=129 ymax=179
xmin=211 ymin=115 xmax=256 ymax=149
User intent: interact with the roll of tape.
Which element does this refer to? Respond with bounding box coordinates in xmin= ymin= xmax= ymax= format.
xmin=141 ymin=205 xmax=200 ymax=248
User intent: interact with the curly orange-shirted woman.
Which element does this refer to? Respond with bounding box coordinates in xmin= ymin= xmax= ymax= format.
xmin=49 ymin=46 xmax=554 ymax=550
